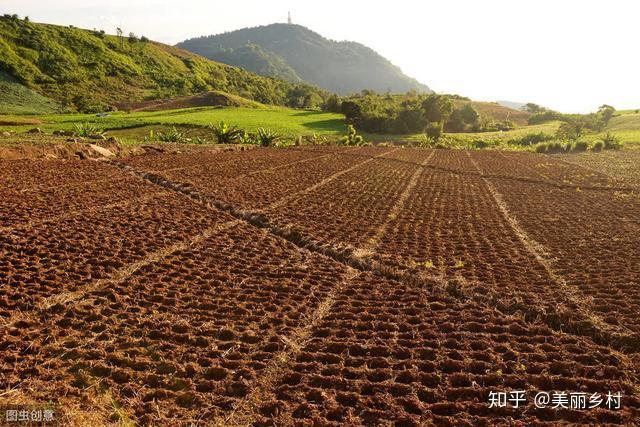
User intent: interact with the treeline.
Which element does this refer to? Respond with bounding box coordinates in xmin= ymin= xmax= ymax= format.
xmin=323 ymin=91 xmax=514 ymax=136
xmin=524 ymin=103 xmax=617 ymax=139
xmin=0 ymin=15 xmax=328 ymax=112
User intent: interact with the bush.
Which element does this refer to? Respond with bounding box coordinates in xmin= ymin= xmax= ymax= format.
xmin=509 ymin=132 xmax=553 ymax=146
xmin=592 ymin=139 xmax=605 ymax=152
xmin=256 ymin=128 xmax=280 ymax=147
xmin=209 ymin=121 xmax=243 ymax=144
xmin=144 ymin=127 xmax=191 ymax=143
xmin=535 ymin=143 xmax=548 ymax=153
xmin=425 ymin=122 xmax=442 ymax=141
xmin=571 ymin=140 xmax=589 ymax=152
xmin=73 ymin=122 xmax=105 ymax=137
xmin=602 ymin=133 xmax=622 ymax=150
xmin=539 ymin=141 xmax=565 ymax=154
xmin=341 ymin=125 xmax=364 ymax=146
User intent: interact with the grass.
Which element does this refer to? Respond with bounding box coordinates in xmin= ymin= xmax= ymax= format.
xmin=0 ymin=71 xmax=59 ymax=115
xmin=0 ymin=106 xmax=345 ymax=144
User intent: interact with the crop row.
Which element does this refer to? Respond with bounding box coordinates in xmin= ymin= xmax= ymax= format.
xmin=1 ymin=222 xmax=349 ymax=425
xmin=0 ymin=190 xmax=226 ymax=317
xmin=154 ymin=147 xmax=394 ymax=210
xmin=487 ymin=178 xmax=640 ymax=334
xmin=266 ymin=155 xmax=423 ymax=249
xmin=258 ymin=273 xmax=640 ymax=426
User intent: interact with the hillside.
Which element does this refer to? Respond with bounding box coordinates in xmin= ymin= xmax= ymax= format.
xmin=455 ymin=100 xmax=530 ymax=126
xmin=0 ymin=70 xmax=59 ymax=114
xmin=178 ymin=23 xmax=431 ymax=95
xmin=0 ymin=16 xmax=327 ymax=113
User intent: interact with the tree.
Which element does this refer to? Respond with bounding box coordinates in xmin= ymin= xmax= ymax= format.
xmin=422 ymin=94 xmax=454 ymax=123
xmin=556 ymin=118 xmax=587 ymax=140
xmin=523 ymin=103 xmax=545 ymax=114
xmin=116 ymin=27 xmax=124 ymax=48
xmin=459 ymin=104 xmax=479 ymax=124
xmin=598 ymin=104 xmax=615 ymax=124
xmin=324 ymin=94 xmax=341 ymax=113
xmin=340 ymin=101 xmax=362 ymax=121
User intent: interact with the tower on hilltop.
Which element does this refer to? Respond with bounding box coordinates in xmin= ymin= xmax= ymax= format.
xmin=287 ymin=11 xmax=292 ymax=24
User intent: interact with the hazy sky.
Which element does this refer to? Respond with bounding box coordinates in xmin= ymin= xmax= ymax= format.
xmin=3 ymin=0 xmax=638 ymax=112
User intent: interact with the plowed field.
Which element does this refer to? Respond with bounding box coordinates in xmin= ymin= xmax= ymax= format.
xmin=1 ymin=147 xmax=639 ymax=426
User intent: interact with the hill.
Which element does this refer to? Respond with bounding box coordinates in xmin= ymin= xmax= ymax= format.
xmin=0 ymin=70 xmax=59 ymax=114
xmin=455 ymin=100 xmax=530 ymax=126
xmin=0 ymin=16 xmax=327 ymax=113
xmin=177 ymin=23 xmax=431 ymax=95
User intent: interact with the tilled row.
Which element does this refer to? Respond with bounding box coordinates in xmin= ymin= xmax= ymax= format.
xmin=0 ymin=223 xmax=349 ymax=425
xmin=487 ymin=178 xmax=640 ymax=334
xmin=251 ymin=274 xmax=640 ymax=426
xmin=0 ymin=158 xmax=125 ymax=193
xmin=122 ymin=147 xmax=324 ymax=175
xmin=267 ymin=156 xmax=421 ymax=249
xmin=0 ymin=191 xmax=226 ymax=317
xmin=156 ymin=147 xmax=393 ymax=210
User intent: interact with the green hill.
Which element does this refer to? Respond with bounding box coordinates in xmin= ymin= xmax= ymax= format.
xmin=177 ymin=23 xmax=431 ymax=95
xmin=0 ymin=70 xmax=59 ymax=114
xmin=0 ymin=16 xmax=327 ymax=113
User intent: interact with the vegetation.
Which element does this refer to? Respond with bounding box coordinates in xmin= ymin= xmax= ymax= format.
xmin=0 ymin=70 xmax=59 ymax=114
xmin=341 ymin=125 xmax=364 ymax=146
xmin=144 ymin=127 xmax=191 ymax=143
xmin=0 ymin=16 xmax=329 ymax=112
xmin=177 ymin=23 xmax=431 ymax=95
xmin=209 ymin=121 xmax=243 ymax=144
xmin=335 ymin=92 xmax=519 ymax=136
xmin=72 ymin=122 xmax=106 ymax=137
xmin=256 ymin=127 xmax=280 ymax=147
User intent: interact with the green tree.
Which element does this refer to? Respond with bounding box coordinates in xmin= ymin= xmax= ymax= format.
xmin=422 ymin=94 xmax=454 ymax=123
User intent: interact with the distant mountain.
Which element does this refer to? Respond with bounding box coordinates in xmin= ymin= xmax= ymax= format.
xmin=497 ymin=100 xmax=526 ymax=111
xmin=177 ymin=23 xmax=431 ymax=95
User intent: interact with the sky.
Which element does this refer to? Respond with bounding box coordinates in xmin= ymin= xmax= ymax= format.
xmin=2 ymin=0 xmax=639 ymax=113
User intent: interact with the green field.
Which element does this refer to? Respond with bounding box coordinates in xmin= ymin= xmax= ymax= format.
xmin=2 ymin=105 xmax=639 ymax=149
xmin=0 ymin=107 xmax=346 ymax=143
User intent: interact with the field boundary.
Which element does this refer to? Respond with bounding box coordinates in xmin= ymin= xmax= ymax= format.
xmin=0 ymin=219 xmax=242 ymax=330
xmin=466 ymin=151 xmax=640 ymax=351
xmin=214 ymin=267 xmax=359 ymax=427
xmin=353 ymin=151 xmax=434 ymax=258
xmin=104 ymin=154 xmax=640 ymax=352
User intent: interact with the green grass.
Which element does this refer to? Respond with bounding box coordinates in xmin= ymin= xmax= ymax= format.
xmin=0 ymin=71 xmax=59 ymax=114
xmin=0 ymin=106 xmax=346 ymax=143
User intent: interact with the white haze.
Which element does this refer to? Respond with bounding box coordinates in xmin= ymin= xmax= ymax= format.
xmin=3 ymin=0 xmax=639 ymax=113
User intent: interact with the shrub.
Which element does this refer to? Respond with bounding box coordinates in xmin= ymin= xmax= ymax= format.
xmin=209 ymin=121 xmax=243 ymax=144
xmin=144 ymin=127 xmax=191 ymax=143
xmin=571 ymin=140 xmax=589 ymax=152
xmin=256 ymin=128 xmax=280 ymax=147
xmin=535 ymin=143 xmax=548 ymax=153
xmin=592 ymin=139 xmax=605 ymax=152
xmin=544 ymin=141 xmax=565 ymax=154
xmin=425 ymin=122 xmax=442 ymax=141
xmin=602 ymin=133 xmax=622 ymax=150
xmin=73 ymin=122 xmax=106 ymax=137
xmin=509 ymin=132 xmax=553 ymax=146
xmin=341 ymin=125 xmax=364 ymax=146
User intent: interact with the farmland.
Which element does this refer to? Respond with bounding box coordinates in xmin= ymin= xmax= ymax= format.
xmin=1 ymin=146 xmax=639 ymax=425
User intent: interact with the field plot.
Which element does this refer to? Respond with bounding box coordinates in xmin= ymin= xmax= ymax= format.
xmin=2 ymin=147 xmax=640 ymax=425
xmin=564 ymin=150 xmax=640 ymax=189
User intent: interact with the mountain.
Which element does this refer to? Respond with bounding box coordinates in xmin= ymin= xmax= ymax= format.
xmin=497 ymin=100 xmax=527 ymax=111
xmin=177 ymin=24 xmax=431 ymax=95
xmin=0 ymin=16 xmax=327 ymax=113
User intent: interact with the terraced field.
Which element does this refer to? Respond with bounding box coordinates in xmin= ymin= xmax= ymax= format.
xmin=1 ymin=147 xmax=639 ymax=425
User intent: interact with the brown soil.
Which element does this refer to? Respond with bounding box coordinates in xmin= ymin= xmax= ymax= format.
xmin=2 ymin=147 xmax=639 ymax=425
